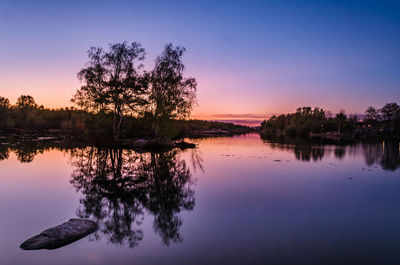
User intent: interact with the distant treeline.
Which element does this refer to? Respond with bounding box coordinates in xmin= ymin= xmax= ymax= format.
xmin=260 ymin=103 xmax=400 ymax=138
xmin=0 ymin=95 xmax=252 ymax=142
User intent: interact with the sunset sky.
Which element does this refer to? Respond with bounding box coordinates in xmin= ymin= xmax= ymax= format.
xmin=1 ymin=0 xmax=399 ymax=124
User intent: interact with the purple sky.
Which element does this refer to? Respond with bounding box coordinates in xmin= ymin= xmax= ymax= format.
xmin=0 ymin=0 xmax=399 ymax=124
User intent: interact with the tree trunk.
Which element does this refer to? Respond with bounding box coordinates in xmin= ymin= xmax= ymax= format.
xmin=112 ymin=112 xmax=122 ymax=145
xmin=113 ymin=107 xmax=117 ymax=143
xmin=152 ymin=116 xmax=160 ymax=139
xmin=116 ymin=115 xmax=123 ymax=144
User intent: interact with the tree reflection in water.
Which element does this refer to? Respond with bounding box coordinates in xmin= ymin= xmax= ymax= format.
xmin=14 ymin=146 xmax=40 ymax=163
xmin=363 ymin=141 xmax=400 ymax=171
xmin=0 ymin=144 xmax=9 ymax=161
xmin=294 ymin=145 xmax=325 ymax=162
xmin=70 ymin=147 xmax=199 ymax=248
xmin=0 ymin=141 xmax=70 ymax=163
xmin=263 ymin=136 xmax=400 ymax=171
xmin=334 ymin=147 xmax=346 ymax=160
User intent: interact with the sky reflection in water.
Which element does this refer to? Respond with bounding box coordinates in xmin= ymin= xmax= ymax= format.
xmin=0 ymin=134 xmax=400 ymax=265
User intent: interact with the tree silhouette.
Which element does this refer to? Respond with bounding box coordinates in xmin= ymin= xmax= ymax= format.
xmin=365 ymin=106 xmax=379 ymax=120
xmin=380 ymin=103 xmax=400 ymax=134
xmin=380 ymin=103 xmax=400 ymax=122
xmin=17 ymin=95 xmax=37 ymax=109
xmin=72 ymin=42 xmax=148 ymax=143
xmin=335 ymin=110 xmax=347 ymax=135
xmin=0 ymin=96 xmax=10 ymax=128
xmin=147 ymin=44 xmax=197 ymax=138
xmin=0 ymin=96 xmax=10 ymax=110
xmin=16 ymin=95 xmax=37 ymax=126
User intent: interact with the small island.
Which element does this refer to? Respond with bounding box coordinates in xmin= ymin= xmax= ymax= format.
xmin=0 ymin=42 xmax=253 ymax=150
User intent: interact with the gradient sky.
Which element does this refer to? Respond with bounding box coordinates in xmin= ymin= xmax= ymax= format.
xmin=1 ymin=0 xmax=399 ymax=122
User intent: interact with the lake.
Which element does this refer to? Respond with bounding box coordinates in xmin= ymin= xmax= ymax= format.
xmin=1 ymin=133 xmax=400 ymax=265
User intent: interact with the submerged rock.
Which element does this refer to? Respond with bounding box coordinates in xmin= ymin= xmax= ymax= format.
xmin=132 ymin=138 xmax=196 ymax=151
xmin=20 ymin=219 xmax=98 ymax=250
xmin=143 ymin=140 xmax=176 ymax=150
xmin=204 ymin=128 xmax=229 ymax=135
xmin=132 ymin=139 xmax=150 ymax=148
xmin=37 ymin=136 xmax=58 ymax=141
xmin=174 ymin=141 xmax=196 ymax=149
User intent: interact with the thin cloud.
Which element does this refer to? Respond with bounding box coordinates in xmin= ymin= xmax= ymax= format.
xmin=212 ymin=119 xmax=263 ymax=125
xmin=211 ymin=113 xmax=271 ymax=119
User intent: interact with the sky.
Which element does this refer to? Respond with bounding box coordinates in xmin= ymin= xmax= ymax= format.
xmin=0 ymin=0 xmax=399 ymax=125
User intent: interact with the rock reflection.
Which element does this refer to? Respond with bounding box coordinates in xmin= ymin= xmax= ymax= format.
xmin=70 ymin=147 xmax=198 ymax=247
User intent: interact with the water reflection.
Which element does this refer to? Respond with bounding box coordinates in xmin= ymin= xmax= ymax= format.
xmin=0 ymin=144 xmax=9 ymax=161
xmin=3 ymin=134 xmax=400 ymax=264
xmin=14 ymin=145 xmax=41 ymax=163
xmin=1 ymin=137 xmax=399 ymax=174
xmin=293 ymin=145 xmax=325 ymax=161
xmin=69 ymin=147 xmax=198 ymax=247
xmin=363 ymin=141 xmax=400 ymax=171
xmin=0 ymin=141 xmax=78 ymax=163
xmin=1 ymin=137 xmax=399 ymax=173
xmin=263 ymin=137 xmax=400 ymax=171
xmin=334 ymin=147 xmax=346 ymax=160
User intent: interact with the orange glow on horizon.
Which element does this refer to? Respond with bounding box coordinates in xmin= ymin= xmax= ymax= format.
xmin=0 ymin=65 xmax=383 ymax=118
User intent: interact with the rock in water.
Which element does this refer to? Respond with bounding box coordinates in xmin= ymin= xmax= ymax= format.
xmin=20 ymin=219 xmax=98 ymax=250
xmin=132 ymin=139 xmax=150 ymax=148
xmin=174 ymin=141 xmax=196 ymax=149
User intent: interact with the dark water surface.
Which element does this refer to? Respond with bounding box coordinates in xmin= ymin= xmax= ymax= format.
xmin=1 ymin=134 xmax=400 ymax=265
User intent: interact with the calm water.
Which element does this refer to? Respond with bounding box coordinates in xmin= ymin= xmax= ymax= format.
xmin=1 ymin=134 xmax=400 ymax=265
